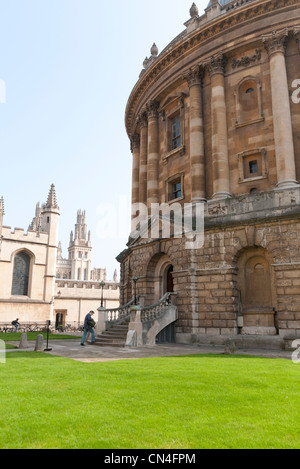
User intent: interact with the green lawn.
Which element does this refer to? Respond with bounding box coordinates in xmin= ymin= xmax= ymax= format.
xmin=0 ymin=353 xmax=299 ymax=449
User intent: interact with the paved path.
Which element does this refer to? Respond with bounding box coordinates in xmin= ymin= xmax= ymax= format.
xmin=5 ymin=339 xmax=293 ymax=363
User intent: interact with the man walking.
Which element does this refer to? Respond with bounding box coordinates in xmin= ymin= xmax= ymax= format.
xmin=80 ymin=311 xmax=96 ymax=346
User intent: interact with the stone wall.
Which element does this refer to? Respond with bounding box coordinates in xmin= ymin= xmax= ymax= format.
xmin=120 ymin=188 xmax=300 ymax=342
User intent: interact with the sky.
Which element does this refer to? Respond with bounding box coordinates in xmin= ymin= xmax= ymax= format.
xmin=0 ymin=0 xmax=208 ymax=280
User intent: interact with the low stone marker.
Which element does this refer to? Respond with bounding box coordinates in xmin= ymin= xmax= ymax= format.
xmin=19 ymin=333 xmax=28 ymax=349
xmin=34 ymin=334 xmax=44 ymax=352
xmin=224 ymin=338 xmax=236 ymax=355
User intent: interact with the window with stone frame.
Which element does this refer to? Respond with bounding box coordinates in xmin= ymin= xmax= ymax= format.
xmin=11 ymin=251 xmax=31 ymax=296
xmin=243 ymin=155 xmax=261 ymax=180
xmin=237 ymin=148 xmax=268 ymax=184
xmin=235 ymin=76 xmax=264 ymax=127
xmin=166 ymin=173 xmax=184 ymax=202
xmin=160 ymin=93 xmax=186 ymax=160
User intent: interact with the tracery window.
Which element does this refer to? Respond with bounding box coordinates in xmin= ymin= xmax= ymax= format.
xmin=11 ymin=251 xmax=30 ymax=296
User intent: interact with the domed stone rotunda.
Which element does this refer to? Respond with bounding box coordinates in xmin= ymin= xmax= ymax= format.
xmin=118 ymin=0 xmax=300 ymax=345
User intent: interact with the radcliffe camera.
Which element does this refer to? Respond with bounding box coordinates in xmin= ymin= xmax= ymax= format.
xmin=1 ymin=0 xmax=300 ymax=452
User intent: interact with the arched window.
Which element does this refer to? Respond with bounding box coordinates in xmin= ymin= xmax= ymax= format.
xmin=239 ymin=79 xmax=258 ymax=122
xmin=11 ymin=251 xmax=31 ymax=296
xmin=235 ymin=77 xmax=263 ymax=126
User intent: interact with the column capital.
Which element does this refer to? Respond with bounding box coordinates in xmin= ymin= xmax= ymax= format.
xmin=209 ymin=53 xmax=227 ymax=77
xmin=293 ymin=26 xmax=300 ymax=52
xmin=130 ymin=133 xmax=140 ymax=153
xmin=262 ymin=28 xmax=289 ymax=58
xmin=146 ymin=100 xmax=159 ymax=119
xmin=138 ymin=111 xmax=148 ymax=129
xmin=182 ymin=65 xmax=204 ymax=88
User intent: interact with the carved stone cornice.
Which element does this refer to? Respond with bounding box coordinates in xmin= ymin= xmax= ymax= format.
xmin=209 ymin=53 xmax=227 ymax=77
xmin=262 ymin=28 xmax=289 ymax=58
xmin=125 ymin=0 xmax=300 ymax=136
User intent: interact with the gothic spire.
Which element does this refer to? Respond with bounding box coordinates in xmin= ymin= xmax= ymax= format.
xmin=45 ymin=184 xmax=59 ymax=210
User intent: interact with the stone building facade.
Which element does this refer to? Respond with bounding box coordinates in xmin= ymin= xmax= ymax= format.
xmin=0 ymin=186 xmax=119 ymax=327
xmin=118 ymin=0 xmax=300 ymax=343
xmin=0 ymin=185 xmax=60 ymax=323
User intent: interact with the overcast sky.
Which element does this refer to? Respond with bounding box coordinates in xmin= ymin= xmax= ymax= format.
xmin=0 ymin=0 xmax=208 ymax=280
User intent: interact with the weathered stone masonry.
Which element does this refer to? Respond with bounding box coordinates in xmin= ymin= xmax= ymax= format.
xmin=118 ymin=0 xmax=300 ymax=343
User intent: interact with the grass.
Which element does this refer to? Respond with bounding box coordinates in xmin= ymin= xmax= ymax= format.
xmin=0 ymin=353 xmax=299 ymax=449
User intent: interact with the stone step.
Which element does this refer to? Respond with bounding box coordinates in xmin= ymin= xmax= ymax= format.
xmin=93 ymin=322 xmax=129 ymax=347
xmin=93 ymin=338 xmax=127 ymax=347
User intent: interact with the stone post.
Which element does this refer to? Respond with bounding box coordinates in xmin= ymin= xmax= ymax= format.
xmin=19 ymin=333 xmax=29 ymax=349
xmin=147 ymin=100 xmax=160 ymax=209
xmin=126 ymin=305 xmax=143 ymax=347
xmin=139 ymin=113 xmax=148 ymax=206
xmin=34 ymin=334 xmax=44 ymax=352
xmin=209 ymin=53 xmax=232 ymax=200
xmin=185 ymin=66 xmax=206 ymax=202
xmin=97 ymin=306 xmax=107 ymax=335
xmin=263 ymin=28 xmax=298 ymax=189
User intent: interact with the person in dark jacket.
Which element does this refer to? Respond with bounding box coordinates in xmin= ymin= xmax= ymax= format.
xmin=80 ymin=311 xmax=96 ymax=346
xmin=11 ymin=318 xmax=20 ymax=331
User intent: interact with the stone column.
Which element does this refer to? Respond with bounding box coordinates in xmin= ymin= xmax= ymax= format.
xmin=209 ymin=53 xmax=232 ymax=200
xmin=139 ymin=113 xmax=148 ymax=206
xmin=130 ymin=133 xmax=140 ymax=207
xmin=147 ymin=100 xmax=160 ymax=209
xmin=185 ymin=66 xmax=206 ymax=202
xmin=263 ymin=28 xmax=298 ymax=189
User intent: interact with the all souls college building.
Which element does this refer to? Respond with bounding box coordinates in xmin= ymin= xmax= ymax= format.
xmin=0 ymin=185 xmax=119 ymax=328
xmin=117 ymin=0 xmax=300 ymax=345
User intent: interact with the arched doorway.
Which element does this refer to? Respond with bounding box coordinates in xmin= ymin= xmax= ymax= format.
xmin=237 ymin=247 xmax=277 ymax=335
xmin=145 ymin=253 xmax=174 ymax=305
xmin=145 ymin=253 xmax=177 ymax=344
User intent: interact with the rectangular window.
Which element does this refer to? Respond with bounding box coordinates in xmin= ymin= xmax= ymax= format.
xmin=172 ymin=181 xmax=182 ymax=200
xmin=166 ymin=173 xmax=184 ymax=203
xmin=241 ymin=152 xmax=263 ymax=181
xmin=249 ymin=161 xmax=258 ymax=174
xmin=171 ymin=115 xmax=181 ymax=150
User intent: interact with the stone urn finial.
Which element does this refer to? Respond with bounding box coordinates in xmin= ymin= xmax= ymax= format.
xmin=190 ymin=2 xmax=199 ymax=18
xmin=151 ymin=43 xmax=159 ymax=57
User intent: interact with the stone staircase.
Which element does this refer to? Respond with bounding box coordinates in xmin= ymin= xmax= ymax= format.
xmin=93 ymin=321 xmax=129 ymax=347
